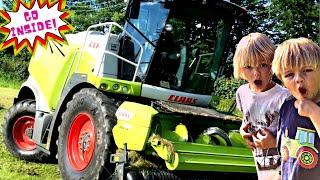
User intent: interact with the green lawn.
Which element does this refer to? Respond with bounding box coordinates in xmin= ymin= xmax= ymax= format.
xmin=0 ymin=87 xmax=61 ymax=180
xmin=0 ymin=76 xmax=23 ymax=90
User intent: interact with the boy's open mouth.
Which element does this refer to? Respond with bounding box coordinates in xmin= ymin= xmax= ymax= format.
xmin=298 ymin=87 xmax=307 ymax=95
xmin=253 ymin=80 xmax=262 ymax=86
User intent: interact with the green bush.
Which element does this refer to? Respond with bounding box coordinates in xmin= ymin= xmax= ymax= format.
xmin=0 ymin=51 xmax=30 ymax=82
xmin=213 ymin=77 xmax=245 ymax=99
xmin=211 ymin=77 xmax=245 ymax=116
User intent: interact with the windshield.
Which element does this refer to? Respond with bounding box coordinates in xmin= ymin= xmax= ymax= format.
xmin=121 ymin=0 xmax=242 ymax=96
xmin=145 ymin=16 xmax=233 ymax=95
xmin=124 ymin=2 xmax=169 ymax=75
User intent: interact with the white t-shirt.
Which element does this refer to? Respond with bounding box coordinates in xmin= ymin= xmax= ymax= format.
xmin=236 ymin=83 xmax=290 ymax=180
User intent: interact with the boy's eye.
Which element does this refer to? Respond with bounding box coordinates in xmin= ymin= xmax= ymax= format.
xmin=244 ymin=66 xmax=252 ymax=69
xmin=284 ymin=73 xmax=294 ymax=78
xmin=304 ymin=69 xmax=313 ymax=73
xmin=260 ymin=63 xmax=269 ymax=68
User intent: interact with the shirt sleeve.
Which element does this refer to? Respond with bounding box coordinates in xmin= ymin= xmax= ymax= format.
xmin=280 ymin=88 xmax=291 ymax=106
xmin=235 ymin=89 xmax=242 ymax=112
xmin=266 ymin=88 xmax=289 ymax=138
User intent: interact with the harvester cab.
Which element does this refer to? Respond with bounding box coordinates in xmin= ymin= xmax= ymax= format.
xmin=120 ymin=0 xmax=247 ymax=104
xmin=65 ymin=0 xmax=248 ymax=106
xmin=123 ymin=0 xmax=245 ymax=94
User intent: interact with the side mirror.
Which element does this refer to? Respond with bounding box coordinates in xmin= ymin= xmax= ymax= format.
xmin=125 ymin=0 xmax=140 ymax=19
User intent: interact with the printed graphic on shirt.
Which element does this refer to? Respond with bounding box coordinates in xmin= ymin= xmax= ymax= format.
xmin=255 ymin=148 xmax=281 ymax=170
xmin=246 ymin=109 xmax=282 ymax=170
xmin=281 ymin=127 xmax=319 ymax=169
xmin=245 ymin=110 xmax=279 ymax=134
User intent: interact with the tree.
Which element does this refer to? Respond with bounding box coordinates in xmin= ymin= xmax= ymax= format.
xmin=68 ymin=0 xmax=126 ymax=32
xmin=222 ymin=0 xmax=319 ymax=77
xmin=269 ymin=0 xmax=319 ymax=44
xmin=232 ymin=0 xmax=319 ymax=44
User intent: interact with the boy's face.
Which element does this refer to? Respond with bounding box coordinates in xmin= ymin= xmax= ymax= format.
xmin=241 ymin=62 xmax=272 ymax=92
xmin=281 ymin=65 xmax=320 ymax=102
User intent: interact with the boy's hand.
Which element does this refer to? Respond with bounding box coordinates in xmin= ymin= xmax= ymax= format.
xmin=240 ymin=123 xmax=256 ymax=150
xmin=294 ymin=99 xmax=319 ymax=118
xmin=295 ymin=99 xmax=320 ymax=134
xmin=252 ymin=128 xmax=276 ymax=149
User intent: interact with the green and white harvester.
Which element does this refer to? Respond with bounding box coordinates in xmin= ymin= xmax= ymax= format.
xmin=3 ymin=0 xmax=256 ymax=179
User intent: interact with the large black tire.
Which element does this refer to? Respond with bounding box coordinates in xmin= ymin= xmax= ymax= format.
xmin=2 ymin=99 xmax=46 ymax=161
xmin=57 ymin=88 xmax=118 ymax=179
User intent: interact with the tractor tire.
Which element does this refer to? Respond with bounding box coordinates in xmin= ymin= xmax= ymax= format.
xmin=296 ymin=147 xmax=318 ymax=169
xmin=2 ymin=99 xmax=46 ymax=161
xmin=57 ymin=88 xmax=118 ymax=180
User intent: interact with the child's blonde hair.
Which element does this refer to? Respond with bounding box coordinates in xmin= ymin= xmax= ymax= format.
xmin=272 ymin=37 xmax=320 ymax=80
xmin=233 ymin=33 xmax=275 ymax=79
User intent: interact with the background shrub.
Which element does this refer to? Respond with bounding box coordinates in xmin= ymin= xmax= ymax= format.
xmin=0 ymin=50 xmax=30 ymax=88
xmin=213 ymin=77 xmax=245 ymax=99
xmin=0 ymin=55 xmax=29 ymax=81
xmin=211 ymin=77 xmax=245 ymax=117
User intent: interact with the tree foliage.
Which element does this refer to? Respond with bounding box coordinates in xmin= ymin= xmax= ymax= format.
xmin=0 ymin=49 xmax=30 ymax=81
xmin=268 ymin=0 xmax=319 ymax=44
xmin=233 ymin=0 xmax=319 ymax=44
xmin=67 ymin=0 xmax=126 ymax=32
xmin=223 ymin=0 xmax=319 ymax=77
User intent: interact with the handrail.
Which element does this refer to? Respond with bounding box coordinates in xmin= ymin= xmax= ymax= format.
xmin=78 ymin=21 xmax=144 ymax=82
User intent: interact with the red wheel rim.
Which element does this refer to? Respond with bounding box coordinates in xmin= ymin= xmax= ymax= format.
xmin=297 ymin=147 xmax=318 ymax=169
xmin=67 ymin=112 xmax=96 ymax=171
xmin=12 ymin=116 xmax=36 ymax=151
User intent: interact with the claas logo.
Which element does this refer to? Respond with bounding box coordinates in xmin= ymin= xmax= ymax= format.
xmin=168 ymin=95 xmax=198 ymax=104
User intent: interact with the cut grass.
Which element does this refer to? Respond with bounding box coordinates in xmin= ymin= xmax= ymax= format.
xmin=0 ymin=87 xmax=60 ymax=179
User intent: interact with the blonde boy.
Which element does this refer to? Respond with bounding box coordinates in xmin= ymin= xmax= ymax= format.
xmin=234 ymin=33 xmax=290 ymax=180
xmin=273 ymin=38 xmax=320 ymax=180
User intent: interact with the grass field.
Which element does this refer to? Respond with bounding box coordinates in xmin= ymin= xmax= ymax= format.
xmin=0 ymin=76 xmax=23 ymax=90
xmin=0 ymin=87 xmax=60 ymax=180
